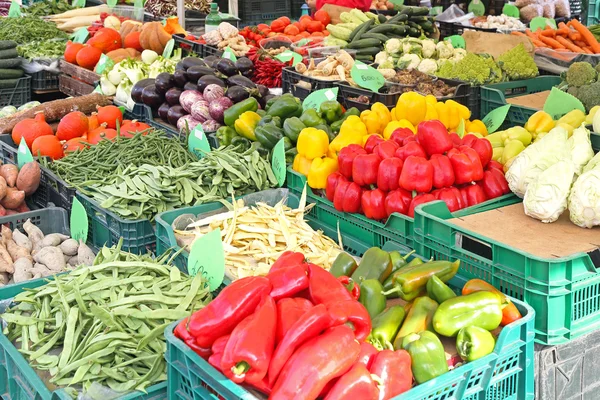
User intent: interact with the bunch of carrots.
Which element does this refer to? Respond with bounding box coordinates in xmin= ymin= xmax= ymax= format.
xmin=512 ymin=19 xmax=600 ymax=54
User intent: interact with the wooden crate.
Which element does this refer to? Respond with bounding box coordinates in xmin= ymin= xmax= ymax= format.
xmin=59 ymin=59 xmax=99 ymax=85
xmin=59 ymin=75 xmax=94 ymax=97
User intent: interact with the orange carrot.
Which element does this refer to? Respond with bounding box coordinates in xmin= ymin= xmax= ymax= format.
xmin=555 ymin=36 xmax=585 ymax=52
xmin=568 ymin=31 xmax=582 ymax=41
xmin=540 ymin=27 xmax=556 ymax=37
xmin=511 ymin=31 xmax=526 ymax=36
xmin=582 ymin=46 xmax=594 ymax=54
xmin=525 ymin=29 xmax=540 ymax=40
xmin=570 ymin=19 xmax=600 ymax=53
xmin=539 ymin=35 xmax=566 ymax=49
xmin=574 ymin=40 xmax=587 ymax=48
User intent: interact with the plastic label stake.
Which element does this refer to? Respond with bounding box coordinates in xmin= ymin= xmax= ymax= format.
xmin=468 ymin=0 xmax=485 ymax=16
xmin=17 ymin=138 xmax=33 ymax=168
xmin=530 ymin=17 xmax=557 ymax=32
xmin=188 ymin=228 xmax=225 ymax=290
xmin=275 ymin=50 xmax=303 ymax=65
xmin=72 ymin=28 xmax=89 ymax=43
xmin=134 ymin=0 xmax=144 ymax=9
xmin=95 ymin=54 xmax=114 ymax=74
xmin=8 ymin=1 xmax=20 ymax=18
xmin=502 ymin=4 xmax=520 ymax=18
xmin=543 ymin=87 xmax=585 ymax=120
xmin=481 ymin=104 xmax=510 ymax=133
xmin=70 ymin=198 xmax=89 ymax=242
xmin=271 ymin=138 xmax=286 ymax=187
xmin=351 ymin=61 xmax=384 ymax=92
xmin=107 ymin=0 xmax=118 ymax=7
xmin=222 ymin=47 xmax=237 ymax=62
xmin=188 ymin=125 xmax=211 ymax=159
xmin=303 ymin=87 xmax=339 ymax=110
xmin=445 ymin=35 xmax=465 ymax=49
xmin=72 ymin=0 xmax=85 ymax=7
xmin=162 ymin=39 xmax=175 ymax=58
xmin=93 ymin=85 xmax=103 ymax=94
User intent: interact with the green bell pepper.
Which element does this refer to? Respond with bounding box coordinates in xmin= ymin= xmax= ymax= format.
xmin=368 ymin=305 xmax=405 ymax=351
xmin=426 ymin=275 xmax=457 ymax=304
xmin=330 ymin=252 xmax=358 ymax=278
xmin=330 ymin=107 xmax=361 ymax=132
xmin=216 ymin=126 xmax=237 ymax=146
xmin=257 ymin=109 xmax=266 ymax=117
xmin=394 ymin=296 xmax=438 ymax=348
xmin=285 ymin=148 xmax=298 ymax=164
xmin=456 ymin=326 xmax=495 ymax=362
xmin=432 ymin=291 xmax=503 ymax=337
xmin=352 ymin=247 xmax=393 ymax=283
xmin=230 ymin=136 xmax=252 ymax=150
xmin=320 ymin=100 xmax=343 ymax=124
xmin=383 ymin=257 xmax=423 ymax=299
xmin=255 ymin=124 xmax=284 ymax=150
xmin=266 ymin=95 xmax=302 ymax=119
xmin=258 ymin=115 xmax=282 ymax=129
xmin=382 ymin=260 xmax=460 ymax=301
xmin=252 ymin=142 xmax=270 ymax=158
xmin=358 ymin=279 xmax=386 ymax=319
xmin=300 ymin=108 xmax=325 ymax=127
xmin=402 ymin=331 xmax=448 ymax=384
xmin=224 ymin=97 xmax=259 ymax=127
xmin=282 ymin=117 xmax=306 ymax=143
xmin=282 ymin=136 xmax=293 ymax=151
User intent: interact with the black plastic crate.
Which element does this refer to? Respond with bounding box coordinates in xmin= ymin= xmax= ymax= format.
xmin=173 ymin=34 xmax=199 ymax=56
xmin=282 ymin=67 xmax=337 ymax=101
xmin=29 ymin=70 xmax=59 ymax=92
xmin=201 ymin=45 xmax=224 ymax=58
xmin=0 ymin=77 xmax=31 ymax=108
xmin=467 ymin=85 xmax=481 ymax=120
xmin=142 ymin=104 xmax=187 ymax=144
xmin=119 ymin=101 xmax=147 ymax=121
xmin=240 ymin=0 xmax=291 ymax=26
xmin=291 ymin=0 xmax=305 ymax=19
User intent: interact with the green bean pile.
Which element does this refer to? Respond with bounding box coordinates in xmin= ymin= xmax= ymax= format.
xmin=85 ymin=143 xmax=278 ymax=221
xmin=44 ymin=130 xmax=197 ymax=189
xmin=0 ymin=16 xmax=68 ymax=44
xmin=1 ymin=242 xmax=212 ymax=393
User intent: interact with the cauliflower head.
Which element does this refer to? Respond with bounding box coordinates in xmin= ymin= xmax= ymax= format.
xmin=384 ymin=38 xmax=402 ymax=55
xmin=375 ymin=51 xmax=393 ymax=66
xmin=402 ymin=42 xmax=422 ymax=57
xmin=497 ymin=43 xmax=539 ymax=80
xmin=421 ymin=40 xmax=437 ymax=58
xmin=450 ymin=48 xmax=467 ymax=63
xmin=397 ymin=53 xmax=421 ymax=70
xmin=436 ymin=40 xmax=454 ymax=59
xmin=566 ymin=62 xmax=597 ymax=87
xmin=417 ymin=59 xmax=438 ymax=74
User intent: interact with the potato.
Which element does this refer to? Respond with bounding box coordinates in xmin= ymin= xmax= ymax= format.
xmin=77 ymin=241 xmax=95 ymax=266
xmin=33 ymin=246 xmax=65 ymax=271
xmin=12 ymin=229 xmax=32 ymax=252
xmin=60 ymin=239 xmax=79 ymax=256
xmin=0 ymin=176 xmax=6 ymax=200
xmin=0 ymin=164 xmax=18 ymax=187
xmin=1 ymin=187 xmax=25 ymax=210
xmin=13 ymin=257 xmax=33 ymax=283
xmin=41 ymin=233 xmax=63 ymax=248
xmin=16 ymin=162 xmax=40 ymax=196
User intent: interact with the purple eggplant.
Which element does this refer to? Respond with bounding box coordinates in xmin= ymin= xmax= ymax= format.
xmin=141 ymin=85 xmax=164 ymax=109
xmin=165 ymin=87 xmax=184 ymax=106
xmin=158 ymin=103 xmax=170 ymax=120
xmin=167 ymin=105 xmax=187 ymax=126
xmin=131 ymin=79 xmax=155 ymax=103
xmin=173 ymin=69 xmax=188 ymax=88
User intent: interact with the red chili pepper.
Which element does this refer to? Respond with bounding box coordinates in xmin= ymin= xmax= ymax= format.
xmin=338 ymin=144 xmax=366 ymax=179
xmin=323 ymin=363 xmax=380 ymax=400
xmin=276 ymin=297 xmax=314 ymax=343
xmin=481 ymin=169 xmax=510 ymax=199
xmin=430 ymin=154 xmax=455 ymax=189
xmin=385 ymin=188 xmax=412 ymax=217
xmin=188 ymin=277 xmax=272 ymax=348
xmin=417 ymin=120 xmax=453 ymax=156
xmin=326 ymin=172 xmax=345 ymax=202
xmin=270 ymin=325 xmax=361 ymax=400
xmin=267 ymin=264 xmax=309 ymax=300
xmin=174 ymin=318 xmax=212 ymax=358
xmin=357 ymin=341 xmax=379 ymax=369
xmin=267 ymin=304 xmax=332 ymax=386
xmin=333 ymin=179 xmax=363 ymax=213
xmin=448 ymin=132 xmax=462 ymax=147
xmin=486 ymin=160 xmax=504 ymax=174
xmin=399 ymin=156 xmax=433 ymax=193
xmin=221 ymin=295 xmax=277 ymax=384
xmin=377 ymin=157 xmax=403 ymax=192
xmin=338 ymin=276 xmax=360 ymax=300
xmin=270 ymin=251 xmax=306 ymax=272
xmin=432 ymin=187 xmax=464 ymax=212
xmin=389 ymin=128 xmax=415 ymax=147
xmin=353 ymin=153 xmax=382 ymax=186
xmin=408 ymin=193 xmax=437 ymax=217
xmin=374 ymin=140 xmax=399 ymax=160
xmin=447 ymin=147 xmax=484 ymax=185
xmin=361 ymin=189 xmax=388 ymax=220
xmin=307 ymin=264 xmax=355 ymax=305
xmin=326 ymin=300 xmax=372 ymax=341
xmin=369 ymin=349 xmax=413 ymax=399
xmin=364 ymin=135 xmax=385 ymax=154
xmin=395 ymin=141 xmax=427 ymax=161
xmin=460 ymin=184 xmax=488 ymax=207
xmin=462 ymin=134 xmax=493 ymax=168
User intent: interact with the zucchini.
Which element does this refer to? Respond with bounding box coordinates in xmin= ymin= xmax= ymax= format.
xmin=378 ymin=14 xmax=387 ymax=24
xmin=387 ymin=13 xmax=408 ymax=23
xmin=349 ymin=19 xmax=374 ymax=42
xmin=407 ymin=27 xmax=421 ymax=37
xmin=356 ymin=55 xmax=375 ymax=63
xmin=411 ymin=7 xmax=430 ymax=16
xmin=0 ymin=79 xmax=20 ymax=89
xmin=0 ymin=69 xmax=23 ymax=79
xmin=0 ymin=58 xmax=22 ymax=69
xmin=347 ymin=38 xmax=382 ymax=49
xmin=0 ymin=41 xmax=16 ymax=51
xmin=369 ymin=24 xmax=407 ymax=35
xmin=409 ymin=16 xmax=429 ymax=23
xmin=357 ymin=47 xmax=381 ymax=56
xmin=0 ymin=48 xmax=18 ymax=60
xmin=421 ymin=21 xmax=434 ymax=32
xmin=361 ymin=33 xmax=391 ymax=42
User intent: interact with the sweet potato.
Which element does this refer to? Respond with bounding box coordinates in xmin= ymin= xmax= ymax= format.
xmin=12 ymin=229 xmax=32 ymax=252
xmin=16 ymin=162 xmax=41 ymax=196
xmin=0 ymin=165 xmax=18 ymax=187
xmin=12 ymin=257 xmax=33 ymax=283
xmin=40 ymin=233 xmax=63 ymax=248
xmin=0 ymin=205 xmax=6 ymax=217
xmin=0 ymin=176 xmax=7 ymax=200
xmin=60 ymin=239 xmax=79 ymax=256
xmin=5 ymin=210 xmax=18 ymax=216
xmin=0 ymin=244 xmax=13 ymax=273
xmin=1 ymin=187 xmax=24 ymax=210
xmin=32 ymin=263 xmax=53 ymax=277
xmin=23 ymin=219 xmax=43 ymax=253
xmin=33 ymin=246 xmax=65 ymax=271
xmin=15 ymin=203 xmax=29 ymax=213
xmin=2 ymin=226 xmax=31 ymax=262
xmin=0 ymin=272 xmax=9 ymax=285
xmin=77 ymin=241 xmax=95 ymax=266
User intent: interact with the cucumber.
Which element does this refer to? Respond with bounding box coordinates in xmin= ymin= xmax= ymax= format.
xmin=0 ymin=58 xmax=22 ymax=69
xmin=0 ymin=41 xmax=16 ymax=51
xmin=0 ymin=69 xmax=23 ymax=79
xmin=369 ymin=24 xmax=407 ymax=35
xmin=421 ymin=21 xmax=434 ymax=32
xmin=378 ymin=14 xmax=387 ymax=24
xmin=407 ymin=27 xmax=421 ymax=37
xmin=0 ymin=48 xmax=18 ymax=60
xmin=387 ymin=13 xmax=408 ymax=23
xmin=357 ymin=47 xmax=381 ymax=56
xmin=347 ymin=38 xmax=382 ymax=49
xmin=361 ymin=33 xmax=391 ymax=42
xmin=411 ymin=7 xmax=430 ymax=16
xmin=356 ymin=55 xmax=375 ymax=63
xmin=349 ymin=19 xmax=374 ymax=42
xmin=0 ymin=79 xmax=20 ymax=89
xmin=409 ymin=16 xmax=429 ymax=23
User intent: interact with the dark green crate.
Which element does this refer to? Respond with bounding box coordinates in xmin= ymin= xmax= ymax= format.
xmin=413 ymin=200 xmax=600 ymax=345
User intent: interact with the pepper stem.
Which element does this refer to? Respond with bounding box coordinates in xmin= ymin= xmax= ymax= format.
xmin=384 ymin=340 xmax=394 ymax=351
xmin=381 ymin=287 xmax=402 ymax=296
xmin=402 ymin=250 xmax=416 ymax=260
xmin=232 ymin=361 xmax=250 ymax=377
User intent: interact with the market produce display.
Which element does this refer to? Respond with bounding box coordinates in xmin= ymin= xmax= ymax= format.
xmin=514 ymin=20 xmax=600 ymax=53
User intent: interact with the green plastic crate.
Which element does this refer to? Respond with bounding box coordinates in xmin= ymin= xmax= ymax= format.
xmin=480 ymin=76 xmax=562 ymax=127
xmin=286 ymin=168 xmax=521 ymax=250
xmin=0 ymin=277 xmax=167 ymax=400
xmin=165 ymin=272 xmax=535 ymax=400
xmin=413 ymin=200 xmax=600 ymax=345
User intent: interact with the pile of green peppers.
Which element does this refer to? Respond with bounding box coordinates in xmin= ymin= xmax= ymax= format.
xmin=330 ymin=247 xmax=512 ymax=385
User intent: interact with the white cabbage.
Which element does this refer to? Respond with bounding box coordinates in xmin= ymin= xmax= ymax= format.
xmin=568 ymin=166 xmax=600 ymax=228
xmin=583 ymin=152 xmax=600 ymax=174
xmin=523 ymin=160 xmax=575 ymax=223
xmin=568 ymin=124 xmax=594 ymax=175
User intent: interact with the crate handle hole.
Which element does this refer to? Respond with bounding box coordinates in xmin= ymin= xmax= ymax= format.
xmin=455 ymin=232 xmax=492 ymax=261
xmin=588 ymin=248 xmax=600 ymax=270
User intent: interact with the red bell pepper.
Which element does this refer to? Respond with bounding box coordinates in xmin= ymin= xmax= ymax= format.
xmin=447 ymin=147 xmax=484 ymax=185
xmin=353 ymin=153 xmax=382 ymax=186
xmin=460 ymin=184 xmax=488 ymax=207
xmin=276 ymin=297 xmax=314 ymax=343
xmin=462 ymin=134 xmax=493 ymax=168
xmin=326 ymin=300 xmax=372 ymax=341
xmin=333 ymin=179 xmax=362 ymax=213
xmin=430 ymin=154 xmax=455 ymax=189
xmin=221 ymin=295 xmax=277 ymax=384
xmin=369 ymin=349 xmax=413 ymax=399
xmin=390 ymin=128 xmax=415 ymax=147
xmin=188 ymin=277 xmax=271 ymax=348
xmin=361 ymin=189 xmax=388 ymax=220
xmin=247 ymin=378 xmax=272 ymax=396
xmin=374 ymin=140 xmax=399 ymax=160
xmin=267 ymin=263 xmax=309 ymax=300
xmin=399 ymin=156 xmax=433 ymax=193
xmin=408 ymin=193 xmax=436 ymax=217
xmin=448 ymin=132 xmax=462 ymax=147
xmin=377 ymin=157 xmax=403 ymax=192
xmin=175 ymin=318 xmax=212 ymax=358
xmin=481 ymin=169 xmax=510 ymax=199
xmin=338 ymin=276 xmax=360 ymax=300
xmin=323 ymin=363 xmax=380 ymax=400
xmin=432 ymin=187 xmax=464 ymax=212
xmin=208 ymin=335 xmax=230 ymax=371
xmin=486 ymin=160 xmax=504 ymax=174
xmin=357 ymin=341 xmax=379 ymax=369
xmin=308 ymin=263 xmax=355 ymax=305
xmin=338 ymin=144 xmax=366 ymax=179
xmin=326 ymin=172 xmax=345 ymax=202
xmin=270 ymin=325 xmax=361 ymax=400
xmin=268 ymin=304 xmax=332 ymax=386
xmin=385 ymin=188 xmax=412 ymax=216
xmin=270 ymin=251 xmax=305 ymax=272
xmin=395 ymin=141 xmax=427 ymax=161
xmin=416 ymin=120 xmax=453 ymax=156
xmin=364 ymin=135 xmax=385 ymax=154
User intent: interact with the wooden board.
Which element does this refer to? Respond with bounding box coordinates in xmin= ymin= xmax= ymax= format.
xmin=506 ymin=90 xmax=550 ymax=110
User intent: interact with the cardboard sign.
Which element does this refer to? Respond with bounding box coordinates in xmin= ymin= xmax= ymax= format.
xmin=271 ymin=138 xmax=286 ymax=187
xmin=543 ymin=87 xmax=585 ymax=120
xmin=303 ymin=87 xmax=338 ymax=111
xmin=222 ymin=47 xmax=237 ymax=62
xmin=188 ymin=125 xmax=211 ymax=158
xmin=351 ymin=61 xmax=384 ymax=92
xmin=70 ymin=198 xmax=89 ymax=242
xmin=445 ymin=35 xmax=465 ymax=49
xmin=162 ymin=39 xmax=175 ymax=58
xmin=481 ymin=104 xmax=511 ymax=134
xmin=275 ymin=50 xmax=303 ymax=65
xmin=188 ymin=228 xmax=225 ymax=290
xmin=95 ymin=54 xmax=114 ymax=74
xmin=17 ymin=138 xmax=33 ymax=168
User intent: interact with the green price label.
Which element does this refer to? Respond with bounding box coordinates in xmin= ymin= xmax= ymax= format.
xmin=95 ymin=54 xmax=114 ymax=74
xmin=8 ymin=0 xmax=21 ymax=18
xmin=17 ymin=138 xmax=33 ymax=168
xmin=530 ymin=17 xmax=557 ymax=32
xmin=72 ymin=0 xmax=85 ymax=7
xmin=107 ymin=0 xmax=118 ymax=7
xmin=188 ymin=125 xmax=211 ymax=158
xmin=70 ymin=197 xmax=89 ymax=242
xmin=93 ymin=85 xmax=103 ymax=94
xmin=302 ymin=87 xmax=338 ymax=111
xmin=134 ymin=0 xmax=144 ymax=9
xmin=502 ymin=4 xmax=520 ymax=18
xmin=296 ymin=38 xmax=310 ymax=46
xmin=351 ymin=61 xmax=384 ymax=92
xmin=445 ymin=35 xmax=465 ymax=49
xmin=72 ymin=28 xmax=89 ymax=44
xmin=222 ymin=47 xmax=237 ymax=62
xmin=162 ymin=39 xmax=175 ymax=59
xmin=481 ymin=104 xmax=510 ymax=133
xmin=271 ymin=138 xmax=286 ymax=187
xmin=456 ymin=119 xmax=465 ymax=138
xmin=188 ymin=228 xmax=225 ymax=290
xmin=543 ymin=87 xmax=585 ymax=120
xmin=468 ymin=0 xmax=485 ymax=16
xmin=275 ymin=50 xmax=303 ymax=65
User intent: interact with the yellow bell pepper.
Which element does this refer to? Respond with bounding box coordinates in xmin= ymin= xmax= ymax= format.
xmin=361 ymin=110 xmax=383 ymax=135
xmin=586 ymin=105 xmax=600 ymax=125
xmin=435 ymin=101 xmax=459 ymax=130
xmin=395 ymin=92 xmax=426 ymax=127
xmin=307 ymin=157 xmax=338 ymax=189
xmin=501 ymin=126 xmax=532 ymax=146
xmin=329 ymin=116 xmax=368 ymax=153
xmin=556 ymin=122 xmax=575 ymax=137
xmin=292 ymin=154 xmax=312 ymax=176
xmin=492 ymin=147 xmax=504 ymax=162
xmin=425 ymin=94 xmax=438 ymax=106
xmin=296 ymin=127 xmax=329 ymax=160
xmin=371 ymin=102 xmax=392 ymax=127
xmin=233 ymin=111 xmax=261 ymax=141
xmin=446 ymin=100 xmax=470 ymax=121
xmin=557 ymin=109 xmax=586 ymax=130
xmin=391 ymin=107 xmax=398 ymax=121
xmin=485 ymin=131 xmax=504 ymax=148
xmin=501 ymin=139 xmax=526 ymax=165
xmin=524 ymin=111 xmax=555 ymax=137
xmin=396 ymin=119 xmax=416 ymax=134
xmin=383 ymin=121 xmax=407 ymax=139
xmin=466 ymin=119 xmax=488 ymax=136
xmin=424 ymin=102 xmax=438 ymax=121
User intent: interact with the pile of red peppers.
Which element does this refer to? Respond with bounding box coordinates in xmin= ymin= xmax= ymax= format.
xmin=326 ymin=120 xmax=511 ymax=219
xmin=174 ymin=251 xmax=413 ymax=399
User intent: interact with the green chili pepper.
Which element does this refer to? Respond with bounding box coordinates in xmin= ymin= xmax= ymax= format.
xmin=394 ymin=296 xmax=438 ymax=348
xmin=368 ymin=305 xmax=405 ymax=350
xmin=358 ymin=279 xmax=386 ymax=319
xmin=426 ymin=275 xmax=457 ymax=304
xmin=433 ymin=291 xmax=503 ymax=337
xmin=329 ymin=252 xmax=358 ymax=278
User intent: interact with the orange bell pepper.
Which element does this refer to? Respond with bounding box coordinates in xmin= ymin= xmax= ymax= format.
xmin=462 ymin=279 xmax=522 ymax=326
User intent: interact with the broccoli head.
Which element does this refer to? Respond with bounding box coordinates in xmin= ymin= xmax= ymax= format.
xmin=573 ymin=81 xmax=600 ymax=112
xmin=497 ymin=43 xmax=538 ymax=81
xmin=566 ymin=62 xmax=597 ymax=87
xmin=595 ymin=63 xmax=600 ymax=74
